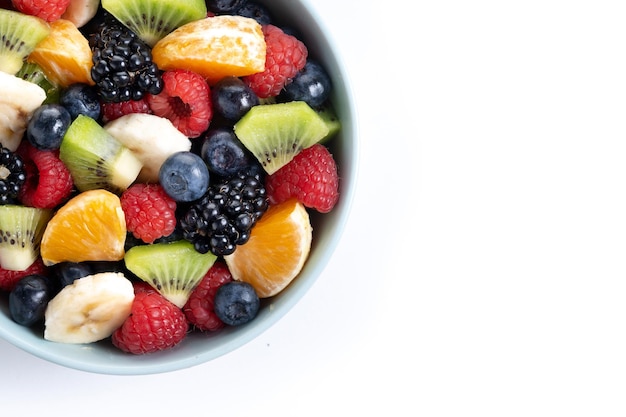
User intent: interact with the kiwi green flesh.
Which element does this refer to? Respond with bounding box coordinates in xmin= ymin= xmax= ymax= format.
xmin=16 ymin=63 xmax=60 ymax=104
xmin=101 ymin=0 xmax=208 ymax=47
xmin=124 ymin=240 xmax=218 ymax=308
xmin=234 ymin=101 xmax=331 ymax=175
xmin=60 ymin=115 xmax=142 ymax=193
xmin=0 ymin=9 xmax=50 ymax=75
xmin=316 ymin=105 xmax=341 ymax=144
xmin=0 ymin=205 xmax=51 ymax=271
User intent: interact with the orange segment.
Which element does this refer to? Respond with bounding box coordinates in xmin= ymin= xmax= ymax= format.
xmin=27 ymin=19 xmax=94 ymax=87
xmin=224 ymin=199 xmax=312 ymax=298
xmin=40 ymin=189 xmax=126 ymax=266
xmin=152 ymin=15 xmax=266 ymax=85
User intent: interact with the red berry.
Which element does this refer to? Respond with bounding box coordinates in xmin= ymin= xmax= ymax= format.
xmin=183 ymin=261 xmax=233 ymax=331
xmin=147 ymin=69 xmax=212 ymax=138
xmin=101 ymin=97 xmax=153 ymax=123
xmin=11 ymin=0 xmax=70 ymax=22
xmin=120 ymin=183 xmax=177 ymax=244
xmin=243 ymin=25 xmax=308 ymax=98
xmin=265 ymin=144 xmax=339 ymax=213
xmin=112 ymin=290 xmax=188 ymax=354
xmin=0 ymin=257 xmax=47 ymax=292
xmin=18 ymin=143 xmax=74 ymax=209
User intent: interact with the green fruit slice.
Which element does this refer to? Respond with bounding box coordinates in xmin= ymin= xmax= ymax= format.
xmin=234 ymin=101 xmax=330 ymax=175
xmin=60 ymin=115 xmax=143 ymax=193
xmin=0 ymin=9 xmax=50 ymax=75
xmin=102 ymin=0 xmax=208 ymax=47
xmin=124 ymin=240 xmax=217 ymax=308
xmin=0 ymin=205 xmax=51 ymax=271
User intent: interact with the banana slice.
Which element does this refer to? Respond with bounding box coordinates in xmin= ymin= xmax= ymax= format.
xmin=61 ymin=0 xmax=100 ymax=28
xmin=44 ymin=272 xmax=135 ymax=344
xmin=104 ymin=113 xmax=192 ymax=183
xmin=0 ymin=71 xmax=46 ymax=151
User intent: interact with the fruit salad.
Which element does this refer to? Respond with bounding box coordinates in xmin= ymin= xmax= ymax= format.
xmin=0 ymin=0 xmax=341 ymax=355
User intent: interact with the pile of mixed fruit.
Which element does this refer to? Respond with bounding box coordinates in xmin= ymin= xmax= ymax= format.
xmin=0 ymin=0 xmax=341 ymax=354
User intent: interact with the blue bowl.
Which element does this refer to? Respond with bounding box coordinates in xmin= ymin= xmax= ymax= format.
xmin=0 ymin=0 xmax=358 ymax=375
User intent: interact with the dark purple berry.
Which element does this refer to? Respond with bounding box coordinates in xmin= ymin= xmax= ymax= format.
xmin=281 ymin=60 xmax=332 ymax=108
xmin=9 ymin=274 xmax=53 ymax=327
xmin=213 ymin=281 xmax=260 ymax=326
xmin=27 ymin=104 xmax=72 ymax=150
xmin=200 ymin=128 xmax=251 ymax=177
xmin=60 ymin=83 xmax=101 ymax=120
xmin=159 ymin=151 xmax=210 ymax=202
xmin=211 ymin=76 xmax=259 ymax=122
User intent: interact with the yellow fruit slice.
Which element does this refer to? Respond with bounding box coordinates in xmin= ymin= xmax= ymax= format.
xmin=224 ymin=199 xmax=312 ymax=298
xmin=27 ymin=19 xmax=94 ymax=87
xmin=152 ymin=15 xmax=266 ymax=85
xmin=40 ymin=190 xmax=126 ymax=266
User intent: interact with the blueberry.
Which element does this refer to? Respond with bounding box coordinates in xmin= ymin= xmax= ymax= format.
xmin=27 ymin=104 xmax=72 ymax=150
xmin=211 ymin=76 xmax=259 ymax=122
xmin=236 ymin=2 xmax=273 ymax=25
xmin=206 ymin=0 xmax=248 ymax=13
xmin=159 ymin=151 xmax=210 ymax=202
xmin=281 ymin=60 xmax=332 ymax=108
xmin=200 ymin=128 xmax=251 ymax=177
xmin=213 ymin=281 xmax=260 ymax=326
xmin=9 ymin=274 xmax=53 ymax=327
xmin=53 ymin=262 xmax=93 ymax=288
xmin=59 ymin=83 xmax=101 ymax=120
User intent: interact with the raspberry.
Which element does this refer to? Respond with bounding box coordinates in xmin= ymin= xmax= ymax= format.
xmin=18 ymin=143 xmax=74 ymax=209
xmin=11 ymin=0 xmax=70 ymax=22
xmin=112 ymin=290 xmax=188 ymax=354
xmin=0 ymin=257 xmax=47 ymax=292
xmin=147 ymin=69 xmax=212 ymax=138
xmin=120 ymin=183 xmax=177 ymax=244
xmin=243 ymin=25 xmax=308 ymax=98
xmin=101 ymin=98 xmax=153 ymax=123
xmin=183 ymin=261 xmax=233 ymax=331
xmin=265 ymin=144 xmax=339 ymax=213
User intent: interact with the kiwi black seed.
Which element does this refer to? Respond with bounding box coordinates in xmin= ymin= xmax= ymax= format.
xmin=59 ymin=115 xmax=142 ymax=193
xmin=0 ymin=205 xmax=51 ymax=272
xmin=0 ymin=9 xmax=50 ymax=75
xmin=233 ymin=101 xmax=333 ymax=175
xmin=124 ymin=240 xmax=218 ymax=308
xmin=101 ymin=0 xmax=208 ymax=47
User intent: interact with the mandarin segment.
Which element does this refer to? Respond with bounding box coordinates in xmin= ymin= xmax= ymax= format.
xmin=27 ymin=19 xmax=94 ymax=87
xmin=151 ymin=15 xmax=266 ymax=85
xmin=224 ymin=199 xmax=312 ymax=298
xmin=40 ymin=189 xmax=127 ymax=266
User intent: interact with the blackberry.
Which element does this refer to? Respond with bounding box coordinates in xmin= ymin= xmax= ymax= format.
xmin=180 ymin=169 xmax=269 ymax=256
xmin=0 ymin=147 xmax=25 ymax=205
xmin=89 ymin=15 xmax=163 ymax=103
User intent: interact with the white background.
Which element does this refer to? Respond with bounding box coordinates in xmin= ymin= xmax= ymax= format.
xmin=3 ymin=0 xmax=626 ymax=415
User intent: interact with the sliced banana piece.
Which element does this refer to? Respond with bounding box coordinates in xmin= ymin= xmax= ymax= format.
xmin=44 ymin=272 xmax=135 ymax=344
xmin=104 ymin=113 xmax=192 ymax=183
xmin=0 ymin=71 xmax=46 ymax=151
xmin=61 ymin=0 xmax=100 ymax=28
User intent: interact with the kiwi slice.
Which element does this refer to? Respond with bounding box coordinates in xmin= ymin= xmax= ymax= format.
xmin=233 ymin=101 xmax=331 ymax=175
xmin=316 ymin=104 xmax=341 ymax=143
xmin=60 ymin=115 xmax=143 ymax=193
xmin=101 ymin=0 xmax=208 ymax=47
xmin=15 ymin=62 xmax=60 ymax=104
xmin=124 ymin=240 xmax=217 ymax=308
xmin=0 ymin=205 xmax=51 ymax=271
xmin=0 ymin=9 xmax=50 ymax=75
